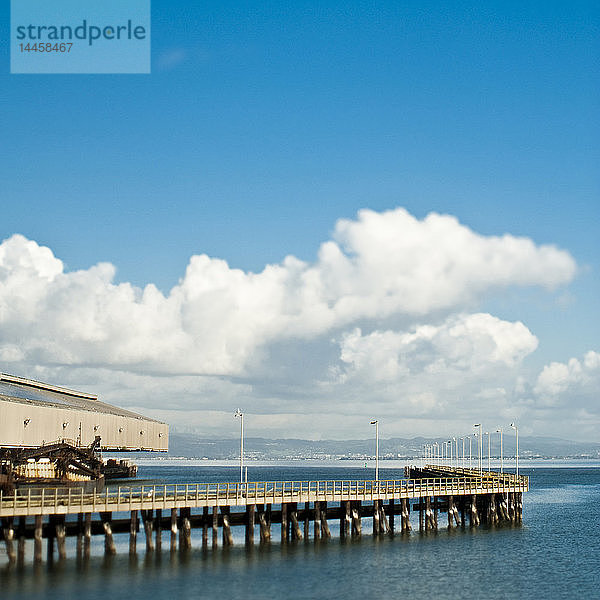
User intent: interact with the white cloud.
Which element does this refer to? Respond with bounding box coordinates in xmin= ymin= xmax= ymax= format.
xmin=0 ymin=209 xmax=575 ymax=379
xmin=534 ymin=351 xmax=600 ymax=403
xmin=3 ymin=208 xmax=595 ymax=440
xmin=337 ymin=313 xmax=539 ymax=384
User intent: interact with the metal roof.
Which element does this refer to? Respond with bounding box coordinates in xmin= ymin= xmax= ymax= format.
xmin=0 ymin=373 xmax=163 ymax=423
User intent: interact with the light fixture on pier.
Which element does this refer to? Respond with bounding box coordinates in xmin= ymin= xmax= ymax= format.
xmin=235 ymin=409 xmax=245 ymax=484
xmin=473 ymin=424 xmax=482 ymax=474
xmin=510 ymin=423 xmax=519 ymax=478
xmin=370 ymin=420 xmax=379 ymax=482
xmin=496 ymin=428 xmax=503 ymax=474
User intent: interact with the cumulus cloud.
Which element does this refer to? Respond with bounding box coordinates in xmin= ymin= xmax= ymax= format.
xmin=337 ymin=313 xmax=539 ymax=384
xmin=534 ymin=351 xmax=600 ymax=405
xmin=0 ymin=208 xmax=576 ymax=379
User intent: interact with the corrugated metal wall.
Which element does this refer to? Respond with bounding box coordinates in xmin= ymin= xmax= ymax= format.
xmin=0 ymin=399 xmax=168 ymax=451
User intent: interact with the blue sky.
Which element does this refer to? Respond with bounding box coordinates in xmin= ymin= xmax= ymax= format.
xmin=1 ymin=1 xmax=598 ymax=440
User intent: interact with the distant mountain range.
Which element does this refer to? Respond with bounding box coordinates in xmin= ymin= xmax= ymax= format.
xmin=167 ymin=432 xmax=600 ymax=460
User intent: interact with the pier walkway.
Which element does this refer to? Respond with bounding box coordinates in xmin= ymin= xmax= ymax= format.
xmin=0 ymin=467 xmax=528 ymax=564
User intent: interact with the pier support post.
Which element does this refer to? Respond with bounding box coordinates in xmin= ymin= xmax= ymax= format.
xmin=470 ymin=495 xmax=480 ymax=527
xmin=304 ymin=502 xmax=310 ymax=540
xmin=320 ymin=502 xmax=331 ymax=539
xmin=34 ymin=515 xmax=43 ymax=563
xmin=341 ymin=501 xmax=351 ymax=539
xmin=433 ymin=497 xmax=438 ymax=530
xmin=281 ymin=503 xmax=288 ymax=543
xmin=373 ymin=500 xmax=380 ymax=535
xmin=401 ymin=498 xmax=411 ymax=533
xmin=221 ymin=508 xmax=233 ymax=547
xmin=290 ymin=503 xmax=303 ymax=540
xmin=142 ymin=510 xmax=155 ymax=552
xmin=351 ymin=501 xmax=362 ymax=537
xmin=3 ymin=518 xmax=16 ymax=563
xmin=180 ymin=508 xmax=192 ymax=550
xmin=76 ymin=513 xmax=83 ymax=559
xmin=419 ymin=499 xmax=424 ymax=532
xmin=202 ymin=507 xmax=208 ymax=548
xmin=130 ymin=510 xmax=138 ymax=555
xmin=170 ymin=508 xmax=178 ymax=551
xmin=84 ymin=513 xmax=92 ymax=559
xmin=259 ymin=505 xmax=271 ymax=543
xmin=17 ymin=517 xmax=26 ymax=565
xmin=389 ymin=500 xmax=395 ymax=533
xmin=212 ymin=506 xmax=218 ymax=549
xmin=155 ymin=509 xmax=162 ymax=551
xmin=424 ymin=497 xmax=431 ymax=532
xmin=314 ymin=502 xmax=321 ymax=541
xmin=101 ymin=512 xmax=117 ymax=555
xmin=246 ymin=504 xmax=255 ymax=545
xmin=56 ymin=515 xmax=67 ymax=560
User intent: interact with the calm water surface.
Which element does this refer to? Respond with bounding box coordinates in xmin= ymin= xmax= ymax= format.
xmin=1 ymin=466 xmax=599 ymax=599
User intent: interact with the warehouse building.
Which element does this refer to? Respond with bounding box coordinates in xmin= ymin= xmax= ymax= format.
xmin=0 ymin=373 xmax=168 ymax=452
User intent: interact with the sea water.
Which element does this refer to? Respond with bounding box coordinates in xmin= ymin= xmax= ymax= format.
xmin=1 ymin=465 xmax=599 ymax=599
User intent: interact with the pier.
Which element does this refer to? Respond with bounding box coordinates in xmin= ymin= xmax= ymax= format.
xmin=0 ymin=466 xmax=527 ymax=564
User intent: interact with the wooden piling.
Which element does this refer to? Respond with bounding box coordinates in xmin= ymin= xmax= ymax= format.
xmin=281 ymin=502 xmax=288 ymax=543
xmin=373 ymin=500 xmax=381 ymax=535
xmin=320 ymin=502 xmax=331 ymax=539
xmin=290 ymin=504 xmax=303 ymax=540
xmin=129 ymin=510 xmax=138 ymax=555
xmin=84 ymin=512 xmax=92 ymax=559
xmin=221 ymin=507 xmax=233 ymax=547
xmin=401 ymin=498 xmax=411 ymax=533
xmin=101 ymin=512 xmax=116 ymax=555
xmin=259 ymin=506 xmax=271 ymax=543
xmin=76 ymin=513 xmax=84 ymax=559
xmin=17 ymin=517 xmax=26 ymax=565
xmin=246 ymin=504 xmax=255 ymax=545
xmin=470 ymin=495 xmax=480 ymax=527
xmin=212 ymin=506 xmax=218 ymax=549
xmin=155 ymin=508 xmax=162 ymax=551
xmin=351 ymin=501 xmax=362 ymax=537
xmin=181 ymin=508 xmax=192 ymax=550
xmin=34 ymin=515 xmax=43 ymax=563
xmin=56 ymin=516 xmax=67 ymax=560
xmin=202 ymin=507 xmax=209 ymax=547
xmin=142 ymin=510 xmax=154 ymax=552
xmin=314 ymin=502 xmax=321 ymax=540
xmin=304 ymin=502 xmax=310 ymax=540
xmin=3 ymin=517 xmax=16 ymax=563
xmin=389 ymin=500 xmax=395 ymax=533
xmin=170 ymin=508 xmax=178 ymax=551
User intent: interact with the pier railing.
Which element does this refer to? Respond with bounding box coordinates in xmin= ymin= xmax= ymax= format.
xmin=0 ymin=475 xmax=528 ymax=517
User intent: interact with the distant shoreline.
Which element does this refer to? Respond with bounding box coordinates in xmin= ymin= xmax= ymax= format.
xmin=127 ymin=457 xmax=600 ymax=469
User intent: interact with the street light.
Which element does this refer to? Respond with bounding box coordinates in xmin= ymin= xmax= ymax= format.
xmin=510 ymin=422 xmax=519 ymax=478
xmin=460 ymin=437 xmax=465 ymax=469
xmin=469 ymin=435 xmax=472 ymax=470
xmin=474 ymin=424 xmax=482 ymax=474
xmin=485 ymin=432 xmax=491 ymax=472
xmin=234 ymin=409 xmax=245 ymax=484
xmin=496 ymin=428 xmax=503 ymax=474
xmin=370 ymin=420 xmax=379 ymax=481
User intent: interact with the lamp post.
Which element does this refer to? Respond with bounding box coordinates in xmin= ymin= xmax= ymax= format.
xmin=469 ymin=436 xmax=472 ymax=470
xmin=510 ymin=422 xmax=519 ymax=478
xmin=370 ymin=420 xmax=379 ymax=481
xmin=496 ymin=428 xmax=503 ymax=474
xmin=485 ymin=432 xmax=491 ymax=472
xmin=234 ymin=408 xmax=244 ymax=484
xmin=474 ymin=424 xmax=482 ymax=474
xmin=461 ymin=437 xmax=465 ymax=469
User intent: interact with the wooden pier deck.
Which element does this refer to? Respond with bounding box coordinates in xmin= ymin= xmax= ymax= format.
xmin=0 ymin=467 xmax=528 ymax=564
